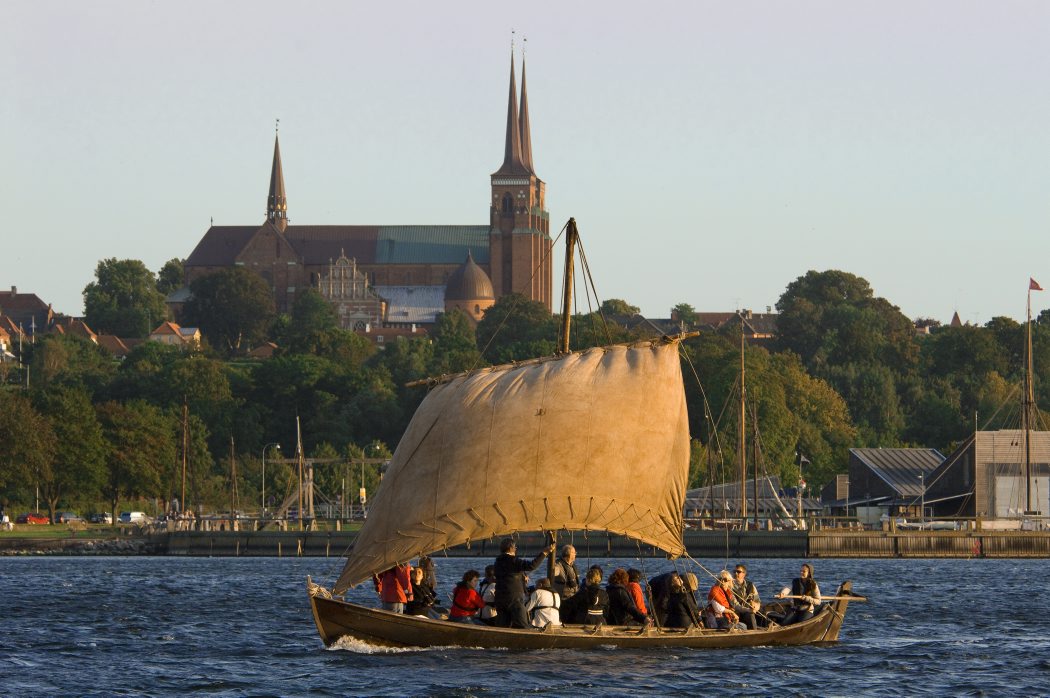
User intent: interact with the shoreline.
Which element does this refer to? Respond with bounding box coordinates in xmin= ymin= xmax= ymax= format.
xmin=3 ymin=528 xmax=1050 ymax=558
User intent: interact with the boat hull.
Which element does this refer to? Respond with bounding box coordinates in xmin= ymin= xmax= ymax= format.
xmin=308 ymin=580 xmax=856 ymax=650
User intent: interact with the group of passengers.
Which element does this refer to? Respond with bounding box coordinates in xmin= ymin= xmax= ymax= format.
xmin=372 ymin=540 xmax=823 ymax=631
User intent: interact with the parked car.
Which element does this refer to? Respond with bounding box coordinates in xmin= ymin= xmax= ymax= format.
xmin=56 ymin=512 xmax=82 ymax=524
xmin=118 ymin=511 xmax=151 ymax=524
xmin=16 ymin=512 xmax=50 ymax=524
xmin=88 ymin=512 xmax=113 ymax=524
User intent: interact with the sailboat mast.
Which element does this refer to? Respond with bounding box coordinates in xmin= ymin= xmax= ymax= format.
xmin=739 ymin=316 xmax=747 ymax=525
xmin=559 ymin=219 xmax=578 ymax=354
xmin=180 ymin=397 xmax=188 ymax=515
xmin=1024 ymin=287 xmax=1034 ymax=514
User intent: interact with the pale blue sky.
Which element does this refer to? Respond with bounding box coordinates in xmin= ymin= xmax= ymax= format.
xmin=3 ymin=0 xmax=1049 ymax=324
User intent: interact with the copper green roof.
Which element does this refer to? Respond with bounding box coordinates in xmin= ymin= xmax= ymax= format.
xmin=375 ymin=226 xmax=490 ymax=264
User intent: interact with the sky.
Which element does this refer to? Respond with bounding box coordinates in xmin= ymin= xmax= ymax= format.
xmin=4 ymin=0 xmax=1050 ymax=325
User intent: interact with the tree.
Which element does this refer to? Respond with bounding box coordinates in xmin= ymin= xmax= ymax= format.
xmin=0 ymin=392 xmax=55 ymax=494
xmin=27 ymin=334 xmax=115 ymax=395
xmin=97 ymin=400 xmax=177 ymax=519
xmin=156 ymin=258 xmax=185 ymax=296
xmin=476 ymin=293 xmax=558 ymax=364
xmin=672 ymin=302 xmax=699 ymax=328
xmin=775 ymin=270 xmax=919 ymax=444
xmin=182 ymin=267 xmax=276 ymax=353
xmin=83 ymin=258 xmax=167 ymax=337
xmin=33 ymin=387 xmax=107 ymax=521
xmin=429 ymin=309 xmax=483 ymax=375
xmin=599 ymin=299 xmax=640 ymax=317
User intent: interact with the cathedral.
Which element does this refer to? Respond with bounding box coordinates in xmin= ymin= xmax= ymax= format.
xmin=181 ymin=54 xmax=552 ymax=335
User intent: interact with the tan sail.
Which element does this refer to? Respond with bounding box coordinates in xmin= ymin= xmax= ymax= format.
xmin=333 ymin=337 xmax=691 ymax=593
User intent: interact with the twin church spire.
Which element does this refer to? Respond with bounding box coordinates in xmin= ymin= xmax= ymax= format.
xmin=494 ymin=52 xmax=537 ymax=177
xmin=264 ymin=50 xmax=540 ymax=227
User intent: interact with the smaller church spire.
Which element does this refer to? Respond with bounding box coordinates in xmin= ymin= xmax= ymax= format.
xmin=519 ymin=51 xmax=535 ymax=175
xmin=267 ymin=128 xmax=288 ymax=232
xmin=494 ymin=51 xmax=529 ymax=176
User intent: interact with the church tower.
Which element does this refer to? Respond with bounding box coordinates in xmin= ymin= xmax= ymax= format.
xmin=267 ymin=133 xmax=288 ymax=232
xmin=489 ymin=53 xmax=551 ymax=310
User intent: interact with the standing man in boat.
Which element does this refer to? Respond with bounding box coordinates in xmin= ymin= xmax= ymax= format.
xmin=550 ymin=544 xmax=580 ymax=600
xmin=373 ymin=562 xmax=413 ymax=614
xmin=494 ymin=538 xmax=555 ymax=628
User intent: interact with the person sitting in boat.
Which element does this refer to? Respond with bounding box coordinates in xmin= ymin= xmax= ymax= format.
xmin=550 ymin=545 xmax=580 ymax=600
xmin=373 ymin=562 xmax=413 ymax=614
xmin=417 ymin=555 xmax=437 ymax=589
xmin=664 ymin=573 xmax=702 ymax=629
xmin=405 ymin=566 xmax=440 ymax=619
xmin=646 ymin=571 xmax=677 ymax=626
xmin=730 ymin=563 xmax=762 ymax=630
xmin=478 ymin=565 xmax=499 ymax=626
xmin=566 ymin=566 xmax=610 ymax=627
xmin=776 ymin=563 xmax=822 ymax=625
xmin=626 ymin=568 xmax=649 ymax=618
xmin=449 ymin=569 xmax=486 ymax=624
xmin=493 ymin=538 xmax=555 ymax=628
xmin=706 ymin=570 xmax=745 ymax=630
xmin=525 ymin=577 xmax=562 ymax=628
xmin=607 ymin=568 xmax=649 ymax=626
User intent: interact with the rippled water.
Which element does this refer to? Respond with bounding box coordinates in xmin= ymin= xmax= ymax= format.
xmin=2 ymin=555 xmax=1047 ymax=696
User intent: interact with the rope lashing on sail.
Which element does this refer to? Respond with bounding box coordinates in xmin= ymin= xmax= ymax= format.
xmin=439 ymin=513 xmax=467 ymax=532
xmin=466 ymin=508 xmax=489 ymax=528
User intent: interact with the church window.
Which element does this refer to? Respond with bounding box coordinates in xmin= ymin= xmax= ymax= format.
xmin=501 ymin=192 xmax=513 ymax=213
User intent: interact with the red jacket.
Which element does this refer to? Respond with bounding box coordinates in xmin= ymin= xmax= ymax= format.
xmin=450 ymin=584 xmax=485 ymax=618
xmin=628 ymin=581 xmax=648 ymax=614
xmin=707 ymin=584 xmax=735 ymax=618
xmin=374 ymin=564 xmax=414 ymax=604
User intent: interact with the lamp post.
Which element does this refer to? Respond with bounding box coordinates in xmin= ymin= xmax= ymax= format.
xmin=262 ymin=442 xmax=280 ymax=517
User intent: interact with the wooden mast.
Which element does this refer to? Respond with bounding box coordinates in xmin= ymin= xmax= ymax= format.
xmin=550 ymin=217 xmax=578 ymax=581
xmin=1024 ymin=284 xmax=1036 ymax=515
xmin=739 ymin=313 xmax=747 ymax=525
xmin=559 ymin=218 xmax=578 ymax=355
xmin=180 ymin=397 xmax=188 ymax=515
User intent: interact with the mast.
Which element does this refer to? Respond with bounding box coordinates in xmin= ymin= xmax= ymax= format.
xmin=739 ymin=313 xmax=747 ymax=525
xmin=180 ymin=397 xmax=188 ymax=515
xmin=559 ymin=219 xmax=578 ymax=354
xmin=752 ymin=413 xmax=759 ymax=529
xmin=297 ymin=415 xmax=305 ymax=532
xmin=1024 ymin=279 xmax=1041 ymax=515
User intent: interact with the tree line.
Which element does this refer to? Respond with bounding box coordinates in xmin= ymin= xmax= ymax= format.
xmin=2 ymin=261 xmax=1047 ymax=519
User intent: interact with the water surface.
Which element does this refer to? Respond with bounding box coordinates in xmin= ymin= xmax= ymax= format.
xmin=2 ymin=555 xmax=1046 ymax=696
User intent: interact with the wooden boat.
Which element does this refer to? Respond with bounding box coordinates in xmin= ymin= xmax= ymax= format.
xmin=308 ymin=578 xmax=861 ymax=649
xmin=307 ymin=218 xmax=862 ymax=649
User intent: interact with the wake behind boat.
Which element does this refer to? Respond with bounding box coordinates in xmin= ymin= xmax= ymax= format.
xmin=306 ymin=219 xmax=864 ymax=649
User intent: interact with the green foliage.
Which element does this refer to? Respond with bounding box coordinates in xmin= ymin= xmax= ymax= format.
xmin=0 ymin=391 xmax=55 ymax=493
xmin=97 ymin=400 xmax=178 ymax=516
xmin=27 ymin=334 xmax=115 ymax=395
xmin=83 ymin=258 xmax=168 ymax=337
xmin=429 ymin=309 xmax=483 ymax=374
xmin=182 ymin=267 xmax=276 ymax=353
xmin=476 ymin=293 xmax=558 ymax=363
xmin=600 ymin=299 xmax=640 ymax=317
xmin=33 ymin=386 xmax=108 ymax=521
xmin=776 ymin=270 xmax=919 ymax=445
xmin=672 ymin=303 xmax=699 ymax=327
xmin=156 ymin=258 xmax=185 ymax=296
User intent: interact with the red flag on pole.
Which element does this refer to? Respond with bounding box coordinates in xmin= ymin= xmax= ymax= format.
xmin=1030 ymin=278 xmax=1043 ymax=291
